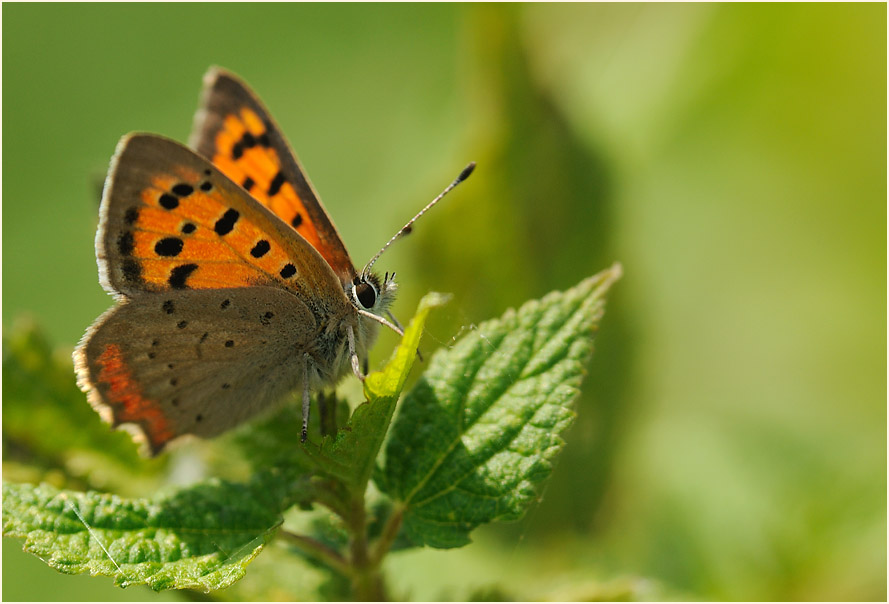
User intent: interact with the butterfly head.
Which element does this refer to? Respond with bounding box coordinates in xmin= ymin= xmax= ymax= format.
xmin=348 ymin=270 xmax=397 ymax=316
xmin=348 ymin=161 xmax=475 ymax=338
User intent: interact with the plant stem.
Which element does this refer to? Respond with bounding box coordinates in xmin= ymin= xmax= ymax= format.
xmin=347 ymin=495 xmax=387 ymax=601
xmin=369 ymin=503 xmax=405 ymax=565
xmin=352 ymin=567 xmax=387 ymax=602
xmin=348 ymin=498 xmax=369 ymax=567
xmin=277 ymin=530 xmax=351 ymax=578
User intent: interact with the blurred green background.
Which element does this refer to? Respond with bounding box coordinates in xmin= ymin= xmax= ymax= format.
xmin=3 ymin=3 xmax=885 ymax=601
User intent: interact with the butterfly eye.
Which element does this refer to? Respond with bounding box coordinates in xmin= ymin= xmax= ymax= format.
xmin=354 ymin=281 xmax=378 ymax=310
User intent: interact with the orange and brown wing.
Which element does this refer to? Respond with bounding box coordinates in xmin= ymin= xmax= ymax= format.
xmin=81 ymin=133 xmax=354 ymax=454
xmin=97 ymin=133 xmax=346 ymax=303
xmin=189 ymin=67 xmax=357 ymax=284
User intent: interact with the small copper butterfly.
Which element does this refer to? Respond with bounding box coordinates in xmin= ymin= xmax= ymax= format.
xmin=74 ymin=67 xmax=473 ymax=455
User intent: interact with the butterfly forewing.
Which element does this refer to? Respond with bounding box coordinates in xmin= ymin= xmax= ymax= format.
xmin=190 ymin=67 xmax=358 ymax=283
xmin=98 ymin=133 xmax=346 ymax=304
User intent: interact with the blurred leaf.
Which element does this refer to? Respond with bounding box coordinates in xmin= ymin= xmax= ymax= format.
xmin=231 ymin=391 xmax=351 ymax=474
xmin=381 ymin=266 xmax=621 ymax=547
xmin=467 ymin=584 xmax=517 ymax=601
xmin=232 ymin=411 xmax=350 ymax=522
xmin=407 ymin=7 xmax=631 ymax=541
xmin=365 ymin=494 xmax=416 ymax=554
xmin=2 ymin=321 xmax=165 ymax=492
xmin=202 ymin=542 xmax=324 ymax=601
xmin=2 ymin=480 xmax=281 ymax=592
xmin=204 ymin=537 xmax=348 ymax=602
xmin=302 ymin=293 xmax=448 ymax=495
xmin=230 ymin=403 xmax=315 ymax=474
xmin=541 ymin=575 xmax=663 ymax=602
xmin=205 ymin=502 xmax=353 ymax=601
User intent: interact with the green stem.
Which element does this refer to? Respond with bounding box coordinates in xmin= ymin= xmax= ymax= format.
xmin=352 ymin=568 xmax=386 ymax=602
xmin=277 ymin=530 xmax=351 ymax=578
xmin=369 ymin=503 xmax=405 ymax=566
xmin=348 ymin=495 xmax=387 ymax=601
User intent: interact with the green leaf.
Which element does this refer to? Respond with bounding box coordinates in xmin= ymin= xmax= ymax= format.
xmin=2 ymin=321 xmax=164 ymax=491
xmin=232 ymin=390 xmax=350 ymax=472
xmin=380 ymin=266 xmax=622 ymax=548
xmin=302 ymin=293 xmax=449 ymax=494
xmin=2 ymin=480 xmax=281 ymax=592
xmin=209 ymin=535 xmax=348 ymax=602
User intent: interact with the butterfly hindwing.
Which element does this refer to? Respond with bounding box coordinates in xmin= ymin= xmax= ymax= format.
xmin=98 ymin=133 xmax=348 ymax=308
xmin=190 ymin=67 xmax=357 ymax=283
xmin=75 ymin=288 xmax=319 ymax=454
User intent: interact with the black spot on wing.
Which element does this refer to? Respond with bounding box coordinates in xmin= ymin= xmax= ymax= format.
xmin=268 ymin=171 xmax=285 ymax=196
xmin=250 ymin=240 xmax=270 ymax=258
xmin=214 ymin=209 xmax=239 ymax=235
xmin=155 ymin=237 xmax=184 ymax=257
xmin=117 ymin=231 xmax=134 ymax=256
xmin=172 ymin=183 xmax=194 ymax=197
xmin=122 ymin=259 xmax=142 ymax=283
xmin=169 ymin=263 xmax=198 ymax=289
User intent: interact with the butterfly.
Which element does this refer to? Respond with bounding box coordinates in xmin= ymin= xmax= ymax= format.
xmin=74 ymin=67 xmax=473 ymax=455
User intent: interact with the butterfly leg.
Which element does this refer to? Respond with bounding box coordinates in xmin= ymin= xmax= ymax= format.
xmin=301 ymin=354 xmax=311 ymax=442
xmin=385 ymin=310 xmax=405 ymax=333
xmin=347 ymin=325 xmax=365 ymax=382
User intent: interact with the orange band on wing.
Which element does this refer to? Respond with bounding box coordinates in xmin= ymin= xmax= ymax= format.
xmin=211 ymin=108 xmax=331 ymax=261
xmin=123 ymin=173 xmax=302 ymax=290
xmin=96 ymin=344 xmax=174 ymax=451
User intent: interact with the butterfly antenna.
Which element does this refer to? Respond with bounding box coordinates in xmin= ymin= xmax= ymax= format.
xmin=362 ymin=162 xmax=476 ymax=278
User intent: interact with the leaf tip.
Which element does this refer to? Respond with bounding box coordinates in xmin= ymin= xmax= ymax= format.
xmin=417 ymin=291 xmax=452 ymax=312
xmin=582 ymin=261 xmax=623 ymax=304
